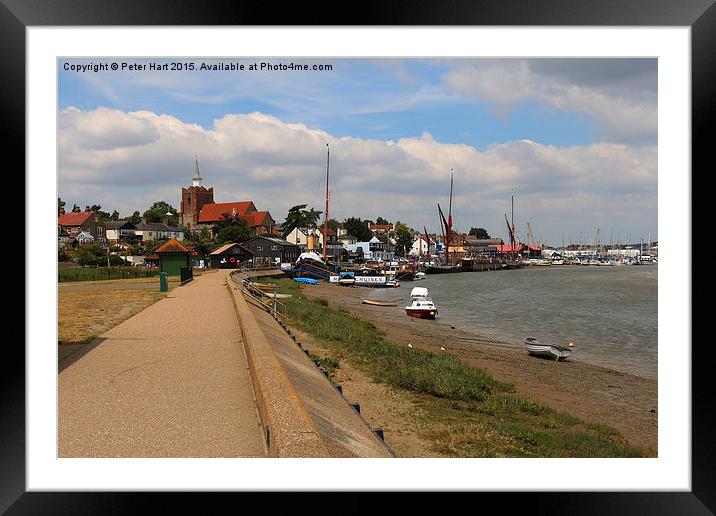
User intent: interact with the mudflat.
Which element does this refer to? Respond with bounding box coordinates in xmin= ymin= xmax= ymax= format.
xmin=302 ymin=283 xmax=658 ymax=456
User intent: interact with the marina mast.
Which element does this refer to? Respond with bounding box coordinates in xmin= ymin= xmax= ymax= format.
xmin=323 ymin=142 xmax=330 ymax=261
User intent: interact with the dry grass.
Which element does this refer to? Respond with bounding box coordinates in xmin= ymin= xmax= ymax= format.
xmin=58 ymin=288 xmax=165 ymax=345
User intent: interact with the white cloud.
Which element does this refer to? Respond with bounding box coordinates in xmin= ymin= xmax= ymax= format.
xmin=442 ymin=60 xmax=657 ymax=144
xmin=58 ymin=107 xmax=657 ymax=243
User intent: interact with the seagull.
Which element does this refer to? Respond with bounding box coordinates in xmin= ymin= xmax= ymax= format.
xmin=408 ymin=342 xmax=413 ymax=348
xmin=440 ymin=346 xmax=446 ymax=351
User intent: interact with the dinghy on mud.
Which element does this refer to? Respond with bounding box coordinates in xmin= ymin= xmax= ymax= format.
xmin=524 ymin=337 xmax=574 ymax=361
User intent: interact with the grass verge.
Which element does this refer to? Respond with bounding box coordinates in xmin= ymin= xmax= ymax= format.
xmin=58 ymin=288 xmax=165 ymax=345
xmin=264 ymin=278 xmax=643 ymax=458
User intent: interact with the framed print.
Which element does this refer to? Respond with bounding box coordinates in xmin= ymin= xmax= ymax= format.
xmin=5 ymin=0 xmax=712 ymax=512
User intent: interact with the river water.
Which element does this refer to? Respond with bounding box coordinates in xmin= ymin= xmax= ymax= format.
xmin=368 ymin=265 xmax=657 ymax=379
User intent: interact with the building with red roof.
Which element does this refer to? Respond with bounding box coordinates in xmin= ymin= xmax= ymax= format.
xmin=154 ymin=238 xmax=192 ymax=276
xmin=57 ymin=205 xmax=106 ymax=243
xmin=369 ymin=223 xmax=394 ymax=234
xmin=179 ymin=159 xmax=276 ymax=236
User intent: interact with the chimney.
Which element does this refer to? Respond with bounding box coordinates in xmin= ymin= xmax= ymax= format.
xmin=59 ymin=207 xmax=65 ymax=215
xmin=141 ymin=217 xmax=147 ymax=225
xmin=232 ymin=207 xmax=237 ymax=217
xmin=72 ymin=204 xmax=81 ymax=213
xmin=85 ymin=205 xmax=91 ymax=212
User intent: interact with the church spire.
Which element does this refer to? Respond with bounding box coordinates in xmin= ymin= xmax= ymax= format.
xmin=192 ymin=155 xmax=203 ymax=187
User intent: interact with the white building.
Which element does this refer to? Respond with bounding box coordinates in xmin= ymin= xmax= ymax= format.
xmin=75 ymin=231 xmax=95 ymax=244
xmin=285 ymin=227 xmax=321 ymax=251
xmin=134 ymin=220 xmax=184 ymax=242
xmin=409 ymin=236 xmax=431 ymax=257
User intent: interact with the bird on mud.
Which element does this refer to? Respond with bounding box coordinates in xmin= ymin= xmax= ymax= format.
xmin=440 ymin=346 xmax=446 ymax=351
xmin=408 ymin=342 xmax=413 ymax=349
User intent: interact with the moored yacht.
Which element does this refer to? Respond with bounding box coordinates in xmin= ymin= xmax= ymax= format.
xmin=405 ymin=287 xmax=438 ymax=319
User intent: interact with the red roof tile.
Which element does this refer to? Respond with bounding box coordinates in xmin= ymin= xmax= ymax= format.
xmin=198 ymin=202 xmax=255 ymax=223
xmin=244 ymin=211 xmax=272 ymax=227
xmin=154 ymin=238 xmax=191 ymax=254
xmin=58 ymin=211 xmax=93 ymax=226
xmin=209 ymin=243 xmax=253 ymax=256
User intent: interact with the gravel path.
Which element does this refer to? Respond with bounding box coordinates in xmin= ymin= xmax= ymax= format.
xmin=59 ymin=270 xmax=266 ymax=457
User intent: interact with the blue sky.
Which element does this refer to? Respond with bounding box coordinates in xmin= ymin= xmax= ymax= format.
xmin=58 ymin=58 xmax=657 ymax=244
xmin=60 ymin=59 xmax=603 ymax=149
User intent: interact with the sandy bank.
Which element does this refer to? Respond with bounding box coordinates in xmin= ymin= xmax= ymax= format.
xmin=302 ymin=283 xmax=658 ymax=456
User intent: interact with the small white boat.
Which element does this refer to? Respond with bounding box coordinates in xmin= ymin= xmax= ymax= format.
xmin=362 ymin=299 xmax=399 ymax=307
xmin=405 ymin=287 xmax=438 ymax=319
xmin=529 ymin=258 xmax=552 ymax=266
xmin=385 ymin=276 xmax=400 ymax=288
xmin=413 ymin=272 xmax=426 ymax=280
xmin=338 ymin=272 xmax=356 ymax=286
xmin=262 ymin=292 xmax=292 ymax=299
xmin=524 ymin=337 xmax=573 ymax=361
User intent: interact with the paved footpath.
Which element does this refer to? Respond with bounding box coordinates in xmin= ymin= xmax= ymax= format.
xmin=59 ymin=270 xmax=267 ymax=457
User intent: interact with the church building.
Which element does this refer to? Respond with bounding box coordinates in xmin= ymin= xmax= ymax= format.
xmin=180 ymin=157 xmax=214 ymax=230
xmin=180 ymin=157 xmax=276 ymax=236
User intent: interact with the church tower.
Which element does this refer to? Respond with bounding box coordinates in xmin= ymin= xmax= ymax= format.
xmin=180 ymin=156 xmax=214 ymax=229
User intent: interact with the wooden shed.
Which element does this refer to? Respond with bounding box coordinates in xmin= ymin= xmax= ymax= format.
xmin=209 ymin=243 xmax=254 ymax=269
xmin=241 ymin=236 xmax=301 ymax=267
xmin=155 ymin=238 xmax=192 ymax=276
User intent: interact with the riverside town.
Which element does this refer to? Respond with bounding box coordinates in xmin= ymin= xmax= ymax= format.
xmin=57 ymin=57 xmax=658 ymax=460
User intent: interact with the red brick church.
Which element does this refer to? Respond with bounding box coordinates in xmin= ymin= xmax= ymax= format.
xmin=180 ymin=157 xmax=276 ymax=236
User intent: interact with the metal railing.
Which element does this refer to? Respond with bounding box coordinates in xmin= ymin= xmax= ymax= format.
xmin=241 ymin=277 xmax=288 ymax=319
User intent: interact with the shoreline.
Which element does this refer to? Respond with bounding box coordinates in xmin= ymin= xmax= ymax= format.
xmin=302 ymin=283 xmax=658 ymax=456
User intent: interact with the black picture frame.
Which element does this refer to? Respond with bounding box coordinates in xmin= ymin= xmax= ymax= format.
xmin=5 ymin=0 xmax=710 ymax=513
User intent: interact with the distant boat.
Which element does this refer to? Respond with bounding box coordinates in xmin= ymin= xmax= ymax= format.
xmin=405 ymin=287 xmax=438 ymax=319
xmin=429 ymin=169 xmax=462 ymax=274
xmin=524 ymin=337 xmax=573 ymax=361
xmin=397 ymin=270 xmax=416 ymax=281
xmin=362 ymin=299 xmax=399 ymax=307
xmin=338 ymin=271 xmax=356 ymax=286
xmin=426 ymin=263 xmax=462 ymax=274
xmin=528 ymin=258 xmax=552 ymax=266
xmin=414 ymin=271 xmax=426 ymax=280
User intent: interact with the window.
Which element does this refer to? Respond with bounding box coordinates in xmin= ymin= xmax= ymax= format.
xmin=188 ymin=197 xmax=192 ymax=206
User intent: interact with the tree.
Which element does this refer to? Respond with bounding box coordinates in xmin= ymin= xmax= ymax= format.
xmin=143 ymin=201 xmax=179 ymax=225
xmin=58 ymin=197 xmax=65 ymax=215
xmin=215 ymin=221 xmax=251 ymax=244
xmin=375 ymin=216 xmax=390 ymax=225
xmin=126 ymin=211 xmax=142 ymax=224
xmin=281 ymin=204 xmax=323 ymax=236
xmin=327 ymin=218 xmax=340 ymax=232
xmin=110 ymin=210 xmax=120 ymax=221
xmin=343 ymin=217 xmax=373 ymax=242
xmin=394 ymin=222 xmax=414 ymax=257
xmin=468 ymin=227 xmax=491 ymax=239
xmin=88 ymin=204 xmax=115 ymax=222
